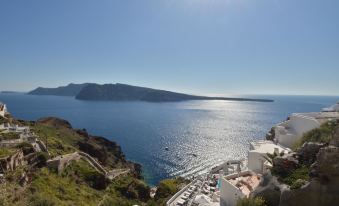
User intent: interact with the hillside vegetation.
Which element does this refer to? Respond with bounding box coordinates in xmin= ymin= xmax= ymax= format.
xmin=258 ymin=118 xmax=339 ymax=206
xmin=0 ymin=116 xmax=184 ymax=206
xmin=294 ymin=120 xmax=339 ymax=149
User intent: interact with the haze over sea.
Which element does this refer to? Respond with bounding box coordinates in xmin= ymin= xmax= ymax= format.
xmin=0 ymin=93 xmax=337 ymax=185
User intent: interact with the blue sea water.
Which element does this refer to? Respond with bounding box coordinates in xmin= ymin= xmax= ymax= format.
xmin=0 ymin=93 xmax=338 ymax=185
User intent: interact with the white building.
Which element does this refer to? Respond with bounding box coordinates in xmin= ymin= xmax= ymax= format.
xmin=274 ymin=112 xmax=339 ymax=148
xmin=220 ymin=170 xmax=262 ymax=206
xmin=322 ymin=102 xmax=339 ymax=112
xmin=248 ymin=140 xmax=290 ymax=174
xmin=0 ymin=103 xmax=7 ymax=117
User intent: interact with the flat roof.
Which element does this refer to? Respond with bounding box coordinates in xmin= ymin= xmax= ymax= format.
xmin=226 ymin=173 xmax=261 ymax=196
xmin=250 ymin=140 xmax=289 ymax=154
xmin=292 ymin=112 xmax=339 ymax=120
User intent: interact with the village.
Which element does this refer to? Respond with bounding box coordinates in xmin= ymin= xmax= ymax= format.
xmin=166 ymin=102 xmax=339 ymax=206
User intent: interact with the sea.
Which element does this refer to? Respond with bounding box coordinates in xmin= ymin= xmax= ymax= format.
xmin=0 ymin=93 xmax=338 ymax=185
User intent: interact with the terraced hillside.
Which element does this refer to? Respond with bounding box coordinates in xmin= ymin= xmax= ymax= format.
xmin=0 ymin=116 xmax=186 ymax=206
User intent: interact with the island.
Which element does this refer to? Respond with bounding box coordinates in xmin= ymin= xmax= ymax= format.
xmin=28 ymin=83 xmax=89 ymax=96
xmin=28 ymin=83 xmax=274 ymax=102
xmin=1 ymin=91 xmax=23 ymax=94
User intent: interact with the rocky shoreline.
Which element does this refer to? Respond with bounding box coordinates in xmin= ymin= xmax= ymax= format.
xmin=35 ymin=117 xmax=143 ymax=178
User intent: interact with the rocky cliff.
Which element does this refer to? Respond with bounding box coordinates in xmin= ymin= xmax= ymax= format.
xmin=0 ymin=116 xmax=156 ymax=206
xmin=76 ymin=83 xmax=274 ymax=102
xmin=28 ymin=82 xmax=274 ymax=102
xmin=254 ymin=122 xmax=339 ymax=206
xmin=279 ymin=146 xmax=339 ymax=206
xmin=0 ymin=149 xmax=25 ymax=172
xmin=36 ymin=117 xmax=142 ymax=178
xmin=28 ymin=83 xmax=89 ymax=96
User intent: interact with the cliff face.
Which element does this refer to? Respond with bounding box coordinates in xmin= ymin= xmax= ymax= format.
xmin=0 ymin=150 xmax=25 ymax=172
xmin=75 ymin=83 xmax=274 ymax=102
xmin=28 ymin=83 xmax=89 ymax=96
xmin=1 ymin=115 xmax=177 ymax=205
xmin=36 ymin=117 xmax=142 ymax=178
xmin=75 ymin=83 xmax=201 ymax=102
xmin=278 ymin=126 xmax=339 ymax=206
xmin=256 ymin=124 xmax=339 ymax=206
xmin=279 ymin=146 xmax=339 ymax=206
xmin=28 ymin=82 xmax=274 ymax=102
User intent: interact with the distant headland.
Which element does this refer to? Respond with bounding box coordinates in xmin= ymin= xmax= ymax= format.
xmin=28 ymin=83 xmax=274 ymax=103
xmin=28 ymin=83 xmax=90 ymax=96
xmin=1 ymin=91 xmax=24 ymax=94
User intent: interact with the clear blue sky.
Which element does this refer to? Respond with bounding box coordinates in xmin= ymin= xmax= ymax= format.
xmin=0 ymin=0 xmax=338 ymax=95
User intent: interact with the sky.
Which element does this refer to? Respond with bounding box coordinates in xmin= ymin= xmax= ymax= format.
xmin=0 ymin=0 xmax=338 ymax=96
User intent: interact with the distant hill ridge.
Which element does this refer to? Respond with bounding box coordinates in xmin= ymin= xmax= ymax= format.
xmin=28 ymin=83 xmax=274 ymax=102
xmin=28 ymin=83 xmax=89 ymax=96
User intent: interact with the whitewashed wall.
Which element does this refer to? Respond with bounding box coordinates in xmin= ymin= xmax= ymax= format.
xmin=275 ymin=115 xmax=320 ymax=148
xmin=220 ymin=173 xmax=246 ymax=206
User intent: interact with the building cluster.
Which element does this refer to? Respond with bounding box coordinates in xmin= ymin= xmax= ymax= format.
xmin=0 ymin=103 xmax=47 ymax=177
xmin=0 ymin=102 xmax=7 ymax=117
xmin=167 ymin=102 xmax=339 ymax=206
xmin=0 ymin=102 xmax=128 ymax=184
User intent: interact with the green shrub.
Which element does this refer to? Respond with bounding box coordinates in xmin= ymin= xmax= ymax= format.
xmin=152 ymin=177 xmax=189 ymax=203
xmin=30 ymin=124 xmax=77 ymax=157
xmin=99 ymin=196 xmax=138 ymax=206
xmin=291 ymin=179 xmax=308 ymax=190
xmin=0 ymin=148 xmax=16 ymax=158
xmin=109 ymin=175 xmax=150 ymax=202
xmin=29 ymin=194 xmax=57 ymax=206
xmin=100 ymin=197 xmax=122 ymax=206
xmin=36 ymin=152 xmax=49 ymax=167
xmin=154 ymin=179 xmax=178 ymax=199
xmin=0 ymin=132 xmax=20 ymax=141
xmin=0 ymin=116 xmax=6 ymax=125
xmin=29 ymin=167 xmax=103 ymax=206
xmin=237 ymin=197 xmax=266 ymax=206
xmin=134 ymin=181 xmax=150 ymax=201
xmin=273 ymin=165 xmax=309 ymax=187
xmin=17 ymin=142 xmax=35 ymax=155
xmin=62 ymin=159 xmax=109 ymax=190
xmin=294 ymin=120 xmax=338 ymax=149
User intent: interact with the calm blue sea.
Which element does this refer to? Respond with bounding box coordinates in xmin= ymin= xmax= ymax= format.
xmin=0 ymin=93 xmax=338 ymax=185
